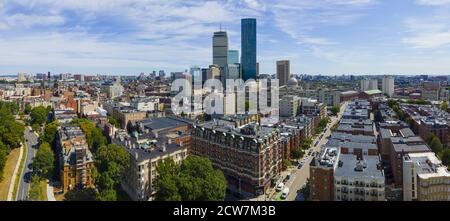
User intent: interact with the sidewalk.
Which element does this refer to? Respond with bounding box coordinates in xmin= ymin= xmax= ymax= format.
xmin=7 ymin=143 xmax=24 ymax=201
xmin=46 ymin=180 xmax=56 ymax=201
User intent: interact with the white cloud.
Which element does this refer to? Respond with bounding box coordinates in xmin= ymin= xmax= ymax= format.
xmin=402 ymin=14 xmax=450 ymax=49
xmin=5 ymin=14 xmax=65 ymax=27
xmin=416 ymin=0 xmax=450 ymax=5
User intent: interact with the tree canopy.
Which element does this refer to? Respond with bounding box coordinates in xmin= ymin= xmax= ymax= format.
xmin=94 ymin=144 xmax=130 ymax=201
xmin=155 ymin=156 xmax=227 ymax=201
xmin=331 ymin=105 xmax=340 ymax=115
xmin=30 ymin=106 xmax=49 ymax=126
xmin=33 ymin=142 xmax=55 ymax=178
xmin=0 ymin=101 xmax=25 ymax=179
xmin=72 ymin=118 xmax=107 ymax=151
xmin=42 ymin=121 xmax=59 ymax=147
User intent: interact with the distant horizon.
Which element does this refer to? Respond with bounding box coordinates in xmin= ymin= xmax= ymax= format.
xmin=2 ymin=1 xmax=450 ymax=75
xmin=1 ymin=73 xmax=449 ymax=77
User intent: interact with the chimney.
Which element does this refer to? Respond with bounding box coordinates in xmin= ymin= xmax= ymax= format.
xmin=180 ymin=141 xmax=183 ymax=147
xmin=168 ymin=139 xmax=172 ymax=144
xmin=134 ymin=152 xmax=138 ymax=160
xmin=161 ymin=143 xmax=167 ymax=152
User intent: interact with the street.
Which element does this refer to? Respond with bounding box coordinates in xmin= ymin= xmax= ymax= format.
xmin=16 ymin=127 xmax=39 ymax=201
xmin=283 ymin=102 xmax=348 ymax=201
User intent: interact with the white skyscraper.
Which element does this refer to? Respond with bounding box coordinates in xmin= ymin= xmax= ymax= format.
xmin=382 ymin=75 xmax=395 ymax=97
xmin=360 ymin=79 xmax=378 ymax=91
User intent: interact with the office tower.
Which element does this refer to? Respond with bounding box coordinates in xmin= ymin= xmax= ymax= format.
xmin=213 ymin=31 xmax=228 ymax=70
xmin=382 ymin=75 xmax=395 ymax=97
xmin=190 ymin=66 xmax=202 ymax=86
xmin=228 ymin=50 xmax=239 ymax=64
xmin=207 ymin=64 xmax=221 ymax=80
xmin=17 ymin=73 xmax=26 ymax=82
xmin=276 ymin=60 xmax=290 ymax=86
xmin=158 ymin=70 xmax=165 ymax=78
xmin=47 ymin=71 xmax=51 ymax=80
xmin=241 ymin=18 xmax=257 ymax=81
xmin=201 ymin=68 xmax=208 ymax=84
xmin=360 ymin=79 xmax=378 ymax=91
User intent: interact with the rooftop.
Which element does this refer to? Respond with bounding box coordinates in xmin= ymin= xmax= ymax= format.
xmin=405 ymin=152 xmax=450 ymax=179
xmin=334 ymin=154 xmax=384 ymax=179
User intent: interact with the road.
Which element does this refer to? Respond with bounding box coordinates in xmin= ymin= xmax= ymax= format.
xmin=284 ymin=102 xmax=348 ymax=201
xmin=16 ymin=127 xmax=39 ymax=201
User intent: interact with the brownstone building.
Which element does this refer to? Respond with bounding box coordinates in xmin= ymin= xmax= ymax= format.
xmin=57 ymin=125 xmax=95 ymax=192
xmin=191 ymin=117 xmax=282 ymax=196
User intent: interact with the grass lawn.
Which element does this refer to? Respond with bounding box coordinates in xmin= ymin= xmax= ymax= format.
xmin=39 ymin=180 xmax=48 ymax=201
xmin=12 ymin=144 xmax=27 ymax=200
xmin=0 ymin=148 xmax=20 ymax=200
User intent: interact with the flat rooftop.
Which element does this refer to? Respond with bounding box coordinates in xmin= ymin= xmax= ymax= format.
xmin=334 ymin=154 xmax=384 ymax=179
xmin=405 ymin=152 xmax=450 ymax=179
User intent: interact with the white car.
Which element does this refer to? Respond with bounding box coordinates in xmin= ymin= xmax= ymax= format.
xmin=276 ymin=182 xmax=285 ymax=192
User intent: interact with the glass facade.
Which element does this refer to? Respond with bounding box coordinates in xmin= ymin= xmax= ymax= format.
xmin=241 ymin=18 xmax=257 ymax=81
xmin=228 ymin=50 xmax=239 ymax=64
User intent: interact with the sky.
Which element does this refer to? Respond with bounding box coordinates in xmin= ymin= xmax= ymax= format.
xmin=1 ymin=0 xmax=450 ymax=75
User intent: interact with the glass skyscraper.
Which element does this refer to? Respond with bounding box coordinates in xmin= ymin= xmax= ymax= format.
xmin=241 ymin=18 xmax=257 ymax=81
xmin=227 ymin=50 xmax=239 ymax=64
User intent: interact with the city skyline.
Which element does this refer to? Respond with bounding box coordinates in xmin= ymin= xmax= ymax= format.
xmin=2 ymin=1 xmax=450 ymax=75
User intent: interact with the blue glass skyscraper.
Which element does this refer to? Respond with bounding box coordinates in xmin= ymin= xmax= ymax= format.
xmin=241 ymin=18 xmax=257 ymax=81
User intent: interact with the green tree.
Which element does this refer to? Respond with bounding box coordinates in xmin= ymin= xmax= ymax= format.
xmin=107 ymin=116 xmax=120 ymax=128
xmin=28 ymin=174 xmax=41 ymax=201
xmin=42 ymin=121 xmax=59 ymax=145
xmin=282 ymin=159 xmax=292 ymax=170
xmin=24 ymin=104 xmax=32 ymax=114
xmin=30 ymin=106 xmax=49 ymax=126
xmin=331 ymin=105 xmax=340 ymax=115
xmin=428 ymin=135 xmax=444 ymax=154
xmin=291 ymin=148 xmax=304 ymax=159
xmin=74 ymin=119 xmax=107 ymax=151
xmin=155 ymin=156 xmax=227 ymax=201
xmin=94 ymin=144 xmax=130 ymax=200
xmin=439 ymin=149 xmax=450 ymax=168
xmin=64 ymin=188 xmax=98 ymax=201
xmin=441 ymin=101 xmax=448 ymax=112
xmin=0 ymin=143 xmax=8 ymax=181
xmin=33 ymin=142 xmax=54 ymax=178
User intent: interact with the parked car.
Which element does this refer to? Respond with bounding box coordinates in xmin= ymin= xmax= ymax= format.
xmin=276 ymin=182 xmax=285 ymax=192
xmin=281 ymin=188 xmax=290 ymax=199
xmin=297 ymin=164 xmax=303 ymax=169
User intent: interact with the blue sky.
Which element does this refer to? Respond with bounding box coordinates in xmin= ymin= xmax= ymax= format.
xmin=1 ymin=0 xmax=450 ymax=75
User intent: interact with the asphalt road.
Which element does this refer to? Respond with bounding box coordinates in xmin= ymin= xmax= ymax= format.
xmin=16 ymin=127 xmax=39 ymax=201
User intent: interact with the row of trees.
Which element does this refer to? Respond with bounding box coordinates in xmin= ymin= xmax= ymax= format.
xmin=0 ymin=101 xmax=25 ymax=181
xmin=314 ymin=117 xmax=331 ymax=135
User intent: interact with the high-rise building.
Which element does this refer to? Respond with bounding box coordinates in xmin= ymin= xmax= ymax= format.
xmin=276 ymin=60 xmax=290 ymax=86
xmin=241 ymin=18 xmax=257 ymax=81
xmin=17 ymin=73 xmax=26 ymax=82
xmin=382 ymin=75 xmax=395 ymax=97
xmin=360 ymin=79 xmax=378 ymax=91
xmin=213 ymin=31 xmax=228 ymax=72
xmin=228 ymin=50 xmax=239 ymax=64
